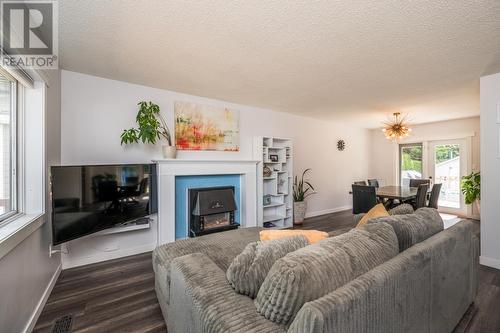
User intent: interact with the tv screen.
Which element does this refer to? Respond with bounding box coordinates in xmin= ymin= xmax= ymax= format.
xmin=51 ymin=164 xmax=157 ymax=245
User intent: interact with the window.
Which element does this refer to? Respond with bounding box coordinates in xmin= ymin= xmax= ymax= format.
xmin=0 ymin=73 xmax=17 ymax=222
xmin=399 ymin=143 xmax=422 ymax=186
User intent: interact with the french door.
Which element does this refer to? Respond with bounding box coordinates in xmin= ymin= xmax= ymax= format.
xmin=428 ymin=139 xmax=468 ymax=216
xmin=399 ymin=138 xmax=470 ymax=216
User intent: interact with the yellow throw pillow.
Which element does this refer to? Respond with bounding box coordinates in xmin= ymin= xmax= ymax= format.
xmin=356 ymin=203 xmax=389 ymax=228
xmin=260 ymin=229 xmax=328 ymax=244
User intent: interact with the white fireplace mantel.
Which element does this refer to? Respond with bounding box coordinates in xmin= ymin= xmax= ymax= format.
xmin=154 ymin=159 xmax=260 ymax=244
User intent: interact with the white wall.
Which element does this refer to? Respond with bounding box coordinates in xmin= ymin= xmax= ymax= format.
xmin=480 ymin=72 xmax=500 ymax=269
xmin=369 ymin=117 xmax=480 ymax=186
xmin=60 ymin=70 xmax=372 ymax=266
xmin=0 ymin=70 xmax=61 ymax=333
xmin=61 ymin=70 xmax=372 ymax=215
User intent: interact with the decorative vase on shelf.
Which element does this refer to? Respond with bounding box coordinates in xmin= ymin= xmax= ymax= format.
xmin=294 ymin=201 xmax=307 ymax=225
xmin=162 ymin=145 xmax=177 ymax=159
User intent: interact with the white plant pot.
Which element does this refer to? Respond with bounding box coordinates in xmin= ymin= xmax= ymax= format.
xmin=162 ymin=145 xmax=177 ymax=159
xmin=294 ymin=201 xmax=307 ymax=225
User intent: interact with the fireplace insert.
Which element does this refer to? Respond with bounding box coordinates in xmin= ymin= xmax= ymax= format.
xmin=188 ymin=186 xmax=239 ymax=237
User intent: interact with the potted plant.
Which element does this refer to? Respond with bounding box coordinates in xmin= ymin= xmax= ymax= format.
xmin=293 ymin=168 xmax=315 ymax=225
xmin=461 ymin=171 xmax=480 ymax=214
xmin=120 ymin=101 xmax=176 ymax=158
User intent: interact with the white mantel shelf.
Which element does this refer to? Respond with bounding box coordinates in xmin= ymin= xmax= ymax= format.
xmin=153 ymin=159 xmax=260 ymax=164
xmin=155 ymin=159 xmax=259 ymax=245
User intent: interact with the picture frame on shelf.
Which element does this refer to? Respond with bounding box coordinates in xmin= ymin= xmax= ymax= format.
xmin=263 ymin=195 xmax=272 ymax=206
xmin=269 ymin=154 xmax=279 ymax=162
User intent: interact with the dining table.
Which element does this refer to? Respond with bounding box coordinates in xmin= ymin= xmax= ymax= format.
xmin=375 ymin=185 xmax=431 ymax=201
xmin=349 ymin=185 xmax=431 ymax=201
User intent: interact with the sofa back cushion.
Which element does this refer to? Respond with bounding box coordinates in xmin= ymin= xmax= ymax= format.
xmin=254 ymin=222 xmax=399 ymax=326
xmin=226 ymin=236 xmax=309 ymax=298
xmin=368 ymin=207 xmax=444 ymax=252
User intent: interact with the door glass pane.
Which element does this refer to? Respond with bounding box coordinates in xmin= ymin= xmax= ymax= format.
xmin=434 ymin=144 xmax=460 ymax=208
xmin=400 ymin=144 xmax=423 ymax=186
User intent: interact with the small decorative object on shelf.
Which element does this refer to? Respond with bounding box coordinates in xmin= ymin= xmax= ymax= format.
xmin=337 ymin=139 xmax=346 ymax=151
xmin=293 ymin=169 xmax=316 ymax=225
xmin=269 ymin=154 xmax=279 ymax=162
xmin=263 ymin=195 xmax=272 ymax=206
xmin=120 ymin=101 xmax=176 ymax=158
xmin=263 ymin=166 xmax=272 ymax=177
xmin=263 ymin=222 xmax=277 ymax=228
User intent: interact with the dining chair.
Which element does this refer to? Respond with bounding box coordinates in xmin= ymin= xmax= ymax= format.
xmin=367 ymin=179 xmax=379 ymax=188
xmin=414 ymin=184 xmax=429 ymax=209
xmin=428 ymin=183 xmax=442 ymax=209
xmin=409 ymin=178 xmax=431 ymax=187
xmin=352 ymin=184 xmax=377 ymax=214
xmin=353 ymin=180 xmax=368 ymax=186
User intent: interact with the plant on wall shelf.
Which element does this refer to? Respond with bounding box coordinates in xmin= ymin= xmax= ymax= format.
xmin=461 ymin=171 xmax=480 ymax=213
xmin=120 ymin=101 xmax=176 ymax=158
xmin=293 ymin=169 xmax=315 ymax=225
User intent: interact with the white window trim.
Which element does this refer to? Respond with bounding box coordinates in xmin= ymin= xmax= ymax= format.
xmin=0 ymin=76 xmax=46 ymax=259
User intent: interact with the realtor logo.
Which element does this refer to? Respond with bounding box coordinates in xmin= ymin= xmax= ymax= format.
xmin=1 ymin=0 xmax=58 ymax=69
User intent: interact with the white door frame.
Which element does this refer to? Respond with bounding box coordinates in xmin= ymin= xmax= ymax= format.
xmin=428 ymin=138 xmax=470 ymax=216
xmin=393 ymin=133 xmax=474 ymax=217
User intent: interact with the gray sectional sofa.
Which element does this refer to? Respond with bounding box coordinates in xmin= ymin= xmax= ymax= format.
xmin=153 ymin=208 xmax=479 ymax=333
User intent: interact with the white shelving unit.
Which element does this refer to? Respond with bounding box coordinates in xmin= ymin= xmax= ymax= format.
xmin=253 ymin=136 xmax=293 ymax=229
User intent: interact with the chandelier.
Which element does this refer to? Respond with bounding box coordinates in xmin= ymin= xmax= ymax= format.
xmin=382 ymin=112 xmax=412 ymax=140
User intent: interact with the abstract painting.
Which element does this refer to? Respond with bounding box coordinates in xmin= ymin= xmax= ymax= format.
xmin=174 ymin=101 xmax=240 ymax=151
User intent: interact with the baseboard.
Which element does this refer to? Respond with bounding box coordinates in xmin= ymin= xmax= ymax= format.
xmin=23 ymin=263 xmax=62 ymax=333
xmin=305 ymin=205 xmax=352 ymax=218
xmin=480 ymin=256 xmax=500 ymax=270
xmin=62 ymin=243 xmax=155 ymax=269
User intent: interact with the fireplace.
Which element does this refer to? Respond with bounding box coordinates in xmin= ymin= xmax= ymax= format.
xmin=188 ymin=186 xmax=239 ymax=237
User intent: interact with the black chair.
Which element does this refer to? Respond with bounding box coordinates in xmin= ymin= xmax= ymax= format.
xmin=367 ymin=179 xmax=379 ymax=188
xmin=352 ymin=184 xmax=377 ymax=214
xmin=409 ymin=179 xmax=431 ymax=188
xmin=97 ymin=180 xmax=119 ymax=211
xmin=413 ymin=184 xmax=429 ymax=209
xmin=353 ymin=180 xmax=368 ymax=186
xmin=428 ymin=183 xmax=442 ymax=209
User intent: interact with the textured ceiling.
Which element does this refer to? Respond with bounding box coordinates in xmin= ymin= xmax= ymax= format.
xmin=58 ymin=1 xmax=500 ymax=127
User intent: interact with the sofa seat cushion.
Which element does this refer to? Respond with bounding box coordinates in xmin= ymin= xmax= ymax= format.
xmin=227 ymin=236 xmax=309 ymax=298
xmin=169 ymin=253 xmax=286 ymax=333
xmin=152 ymin=227 xmax=262 ymax=304
xmin=255 ymin=222 xmax=399 ymax=326
xmin=368 ymin=207 xmax=444 ymax=252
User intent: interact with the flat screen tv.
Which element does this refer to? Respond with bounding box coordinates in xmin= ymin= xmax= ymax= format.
xmin=51 ymin=164 xmax=157 ymax=245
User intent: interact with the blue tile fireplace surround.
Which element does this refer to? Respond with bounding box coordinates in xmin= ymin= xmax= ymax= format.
xmin=175 ymin=174 xmax=241 ymax=239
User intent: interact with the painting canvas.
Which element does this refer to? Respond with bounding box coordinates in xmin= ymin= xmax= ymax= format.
xmin=174 ymin=101 xmax=240 ymax=151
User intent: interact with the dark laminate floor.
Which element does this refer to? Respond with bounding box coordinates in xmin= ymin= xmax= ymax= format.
xmin=34 ymin=210 xmax=498 ymax=333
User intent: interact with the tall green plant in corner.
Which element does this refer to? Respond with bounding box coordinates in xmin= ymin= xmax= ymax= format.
xmin=293 ymin=169 xmax=315 ymax=225
xmin=461 ymin=171 xmax=480 ymax=214
xmin=120 ymin=101 xmax=176 ymax=158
